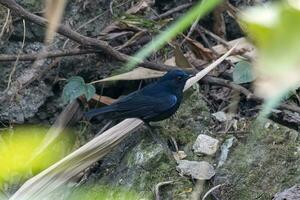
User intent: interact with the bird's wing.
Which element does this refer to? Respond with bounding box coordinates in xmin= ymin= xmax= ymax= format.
xmin=111 ymin=93 xmax=178 ymax=119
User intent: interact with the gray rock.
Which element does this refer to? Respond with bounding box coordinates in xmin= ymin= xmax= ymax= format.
xmin=0 ymin=81 xmax=52 ymax=123
xmin=193 ymin=134 xmax=219 ymax=155
xmin=273 ymin=185 xmax=300 ymax=200
xmin=176 ymin=160 xmax=215 ymax=180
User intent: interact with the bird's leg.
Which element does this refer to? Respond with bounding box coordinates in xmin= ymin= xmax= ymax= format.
xmin=95 ymin=120 xmax=113 ymax=137
xmin=144 ymin=122 xmax=174 ymax=159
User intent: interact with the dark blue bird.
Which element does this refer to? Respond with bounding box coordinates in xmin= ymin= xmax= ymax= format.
xmin=85 ymin=70 xmax=190 ymax=122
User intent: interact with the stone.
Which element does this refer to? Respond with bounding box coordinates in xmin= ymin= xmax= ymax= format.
xmin=176 ymin=160 xmax=215 ymax=180
xmin=193 ymin=134 xmax=219 ymax=155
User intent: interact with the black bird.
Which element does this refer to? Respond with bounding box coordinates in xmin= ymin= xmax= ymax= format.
xmin=85 ymin=70 xmax=190 ymax=122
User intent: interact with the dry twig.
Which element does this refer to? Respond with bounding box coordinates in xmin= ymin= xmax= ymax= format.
xmin=154 ymin=181 xmax=174 ymax=200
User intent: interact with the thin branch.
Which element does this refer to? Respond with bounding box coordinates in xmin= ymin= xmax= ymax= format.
xmin=0 ymin=8 xmax=10 ymax=39
xmin=202 ymin=184 xmax=224 ymax=200
xmin=154 ymin=181 xmax=174 ymax=200
xmin=151 ymin=3 xmax=193 ymax=20
xmin=0 ymin=49 xmax=101 ymax=62
xmin=4 ymin=19 xmax=25 ymax=92
xmin=201 ymin=76 xmax=300 ymax=114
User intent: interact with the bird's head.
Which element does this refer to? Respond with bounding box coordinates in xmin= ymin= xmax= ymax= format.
xmin=159 ymin=70 xmax=191 ymax=91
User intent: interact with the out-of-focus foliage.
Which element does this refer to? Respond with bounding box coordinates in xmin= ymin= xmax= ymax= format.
xmin=239 ymin=0 xmax=300 ymax=116
xmin=233 ymin=60 xmax=255 ymax=84
xmin=62 ymin=76 xmax=95 ymax=103
xmin=67 ymin=185 xmax=149 ymax=200
xmin=0 ymin=125 xmax=74 ymax=188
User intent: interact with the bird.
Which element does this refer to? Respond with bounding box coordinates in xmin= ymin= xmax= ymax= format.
xmin=85 ymin=69 xmax=190 ymax=123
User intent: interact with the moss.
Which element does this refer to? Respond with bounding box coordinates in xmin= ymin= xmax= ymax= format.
xmin=67 ymin=184 xmax=150 ymax=200
xmin=215 ymin=120 xmax=300 ymax=200
xmin=16 ymin=0 xmax=43 ymax=11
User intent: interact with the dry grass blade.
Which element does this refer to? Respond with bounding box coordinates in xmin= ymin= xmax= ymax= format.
xmin=44 ymin=0 xmax=67 ymax=43
xmin=184 ymin=42 xmax=238 ymax=91
xmin=10 ymin=45 xmax=237 ymax=200
xmin=90 ymin=67 xmax=166 ymax=84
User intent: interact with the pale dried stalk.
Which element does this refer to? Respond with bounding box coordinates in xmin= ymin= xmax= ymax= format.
xmin=10 ymin=44 xmax=238 ymax=200
xmin=44 ymin=0 xmax=67 ymax=44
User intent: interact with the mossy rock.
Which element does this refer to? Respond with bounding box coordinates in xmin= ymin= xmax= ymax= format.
xmin=215 ymin=120 xmax=300 ymax=200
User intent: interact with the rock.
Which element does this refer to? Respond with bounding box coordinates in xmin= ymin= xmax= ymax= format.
xmin=172 ymin=150 xmax=187 ymax=161
xmin=273 ymin=185 xmax=300 ymax=200
xmin=0 ymin=82 xmax=52 ymax=123
xmin=217 ymin=136 xmax=236 ymax=167
xmin=193 ymin=134 xmax=219 ymax=155
xmin=212 ymin=111 xmax=228 ymax=122
xmin=176 ymin=160 xmax=215 ymax=180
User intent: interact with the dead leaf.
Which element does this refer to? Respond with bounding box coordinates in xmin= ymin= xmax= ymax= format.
xmin=126 ymin=0 xmax=155 ymax=14
xmin=174 ymin=44 xmax=193 ymax=69
xmin=186 ymin=38 xmax=215 ymax=61
xmin=95 ymin=67 xmax=166 ymax=83
xmin=212 ymin=37 xmax=256 ymax=62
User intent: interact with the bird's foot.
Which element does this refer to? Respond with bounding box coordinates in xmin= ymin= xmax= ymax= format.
xmin=144 ymin=123 xmax=174 ymax=160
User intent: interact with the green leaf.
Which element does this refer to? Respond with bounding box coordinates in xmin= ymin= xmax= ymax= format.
xmin=84 ymin=85 xmax=96 ymax=101
xmin=233 ymin=61 xmax=255 ymax=84
xmin=62 ymin=76 xmax=95 ymax=103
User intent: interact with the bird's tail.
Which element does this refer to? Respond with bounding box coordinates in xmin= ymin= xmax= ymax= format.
xmin=84 ymin=106 xmax=115 ymax=120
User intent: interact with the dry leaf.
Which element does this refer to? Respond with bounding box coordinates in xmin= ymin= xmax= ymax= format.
xmin=213 ymin=37 xmax=256 ymax=62
xmin=174 ymin=44 xmax=193 ymax=69
xmin=126 ymin=0 xmax=155 ymax=14
xmin=186 ymin=37 xmax=215 ymax=61
xmin=97 ymin=67 xmax=166 ymax=82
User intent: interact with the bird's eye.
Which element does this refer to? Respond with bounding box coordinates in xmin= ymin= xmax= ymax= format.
xmin=176 ymin=75 xmax=183 ymax=81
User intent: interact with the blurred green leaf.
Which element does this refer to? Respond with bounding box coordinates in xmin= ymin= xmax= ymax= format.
xmin=239 ymin=1 xmax=300 ymax=117
xmin=240 ymin=2 xmax=300 ymax=73
xmin=62 ymin=76 xmax=95 ymax=103
xmin=0 ymin=125 xmax=74 ymax=188
xmin=233 ymin=60 xmax=255 ymax=84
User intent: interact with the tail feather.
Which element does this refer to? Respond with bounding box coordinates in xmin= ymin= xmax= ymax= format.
xmin=84 ymin=106 xmax=115 ymax=119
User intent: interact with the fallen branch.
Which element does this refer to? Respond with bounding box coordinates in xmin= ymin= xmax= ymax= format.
xmin=201 ymin=76 xmax=300 ymax=114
